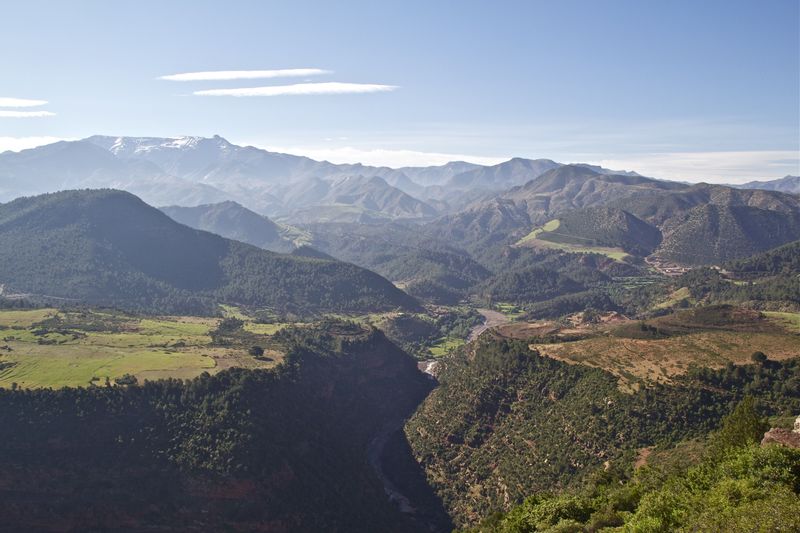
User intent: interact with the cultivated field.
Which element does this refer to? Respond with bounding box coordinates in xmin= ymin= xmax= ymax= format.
xmin=0 ymin=308 xmax=283 ymax=389
xmin=524 ymin=308 xmax=800 ymax=391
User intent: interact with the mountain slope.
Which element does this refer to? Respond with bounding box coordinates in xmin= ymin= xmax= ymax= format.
xmin=602 ymin=184 xmax=800 ymax=263
xmin=406 ymin=337 xmax=800 ymax=527
xmin=425 ymin=166 xmax=682 ymax=252
xmin=446 ymin=157 xmax=561 ymax=191
xmin=0 ymin=190 xmax=418 ymax=314
xmin=286 ymin=176 xmax=438 ymax=222
xmin=501 ymin=165 xmax=685 ymax=222
xmin=0 ymin=324 xmax=440 ymax=532
xmin=440 ymin=173 xmax=800 ymax=265
xmin=424 ymin=198 xmax=533 ymax=250
xmin=737 ymin=175 xmax=800 ymax=194
xmin=657 ymin=203 xmax=800 ymax=265
xmin=614 ymin=183 xmax=800 ymax=224
xmin=85 ymin=136 xmax=442 ymax=220
xmin=724 ymin=239 xmax=800 ymax=276
xmin=534 ymin=206 xmax=662 ymax=255
xmin=161 ymin=201 xmax=297 ymax=253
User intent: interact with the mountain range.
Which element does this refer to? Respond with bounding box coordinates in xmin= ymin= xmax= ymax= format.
xmin=2 ymin=135 xmax=798 ymax=268
xmin=2 ymin=135 xmax=791 ymax=223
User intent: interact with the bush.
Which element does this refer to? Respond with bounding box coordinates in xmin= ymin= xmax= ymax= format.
xmin=248 ymin=345 xmax=264 ymax=357
xmin=114 ymin=373 xmax=138 ymax=386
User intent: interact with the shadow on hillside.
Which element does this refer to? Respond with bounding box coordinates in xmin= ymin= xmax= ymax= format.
xmin=380 ymin=427 xmax=454 ymax=533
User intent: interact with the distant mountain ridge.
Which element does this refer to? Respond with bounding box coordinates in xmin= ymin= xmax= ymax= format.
xmin=427 ymin=165 xmax=800 ymax=264
xmin=0 ymin=135 xmax=666 ymax=221
xmin=735 ymin=175 xmax=800 ymax=194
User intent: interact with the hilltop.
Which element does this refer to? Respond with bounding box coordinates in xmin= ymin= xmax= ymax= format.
xmin=0 ymin=189 xmax=418 ymax=314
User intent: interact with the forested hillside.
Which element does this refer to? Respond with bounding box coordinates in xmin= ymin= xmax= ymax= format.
xmin=406 ymin=338 xmax=800 ymax=527
xmin=675 ymin=241 xmax=800 ymax=309
xmin=0 ymin=190 xmax=418 ymax=314
xmin=463 ymin=399 xmax=800 ymax=532
xmin=0 ymin=324 xmax=436 ymax=532
xmin=160 ymin=201 xmax=298 ymax=252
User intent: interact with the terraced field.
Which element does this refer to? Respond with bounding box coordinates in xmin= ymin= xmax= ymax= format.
xmin=0 ymin=309 xmax=282 ymax=388
xmin=528 ymin=310 xmax=800 ymax=391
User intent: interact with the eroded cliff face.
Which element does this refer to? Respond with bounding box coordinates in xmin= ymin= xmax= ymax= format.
xmin=0 ymin=325 xmax=432 ymax=533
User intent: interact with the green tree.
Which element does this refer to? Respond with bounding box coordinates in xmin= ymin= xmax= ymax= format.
xmin=708 ymin=396 xmax=769 ymax=458
xmin=248 ymin=345 xmax=264 ymax=357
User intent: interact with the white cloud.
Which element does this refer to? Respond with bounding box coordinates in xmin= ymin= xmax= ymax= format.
xmin=159 ymin=68 xmax=330 ymax=81
xmin=247 ymin=143 xmax=505 ymax=167
xmin=0 ymin=136 xmax=65 ymax=152
xmin=0 ymin=97 xmax=48 ymax=107
xmin=194 ymin=82 xmax=398 ymax=97
xmin=584 ymin=150 xmax=800 ymax=184
xmin=0 ymin=110 xmax=56 ymax=118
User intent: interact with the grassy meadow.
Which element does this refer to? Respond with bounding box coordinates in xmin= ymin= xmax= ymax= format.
xmin=0 ymin=308 xmax=283 ymax=389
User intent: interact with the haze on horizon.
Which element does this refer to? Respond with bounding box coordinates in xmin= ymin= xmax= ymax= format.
xmin=0 ymin=0 xmax=798 ymax=184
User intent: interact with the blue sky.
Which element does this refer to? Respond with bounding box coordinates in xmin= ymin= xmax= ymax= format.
xmin=1 ymin=0 xmax=798 ymax=182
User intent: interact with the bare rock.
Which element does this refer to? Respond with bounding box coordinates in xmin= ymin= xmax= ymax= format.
xmin=762 ymin=427 xmax=800 ymax=449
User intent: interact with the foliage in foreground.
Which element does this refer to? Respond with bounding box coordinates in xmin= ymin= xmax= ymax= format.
xmin=465 ymin=398 xmax=800 ymax=532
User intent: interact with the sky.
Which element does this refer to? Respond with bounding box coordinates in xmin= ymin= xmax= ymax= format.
xmin=1 ymin=0 xmax=798 ymax=183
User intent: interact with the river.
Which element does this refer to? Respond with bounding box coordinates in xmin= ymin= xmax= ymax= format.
xmin=372 ymin=307 xmax=513 ymax=529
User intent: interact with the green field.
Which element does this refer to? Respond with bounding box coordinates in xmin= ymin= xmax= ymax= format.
xmin=517 ymin=218 xmax=561 ymax=244
xmin=516 ymin=218 xmax=629 ymax=261
xmin=653 ymin=286 xmax=694 ymax=310
xmin=763 ymin=311 xmax=800 ymax=333
xmin=0 ymin=309 xmax=280 ymax=389
xmin=495 ymin=302 xmax=525 ymax=320
xmin=429 ymin=336 xmax=465 ymax=357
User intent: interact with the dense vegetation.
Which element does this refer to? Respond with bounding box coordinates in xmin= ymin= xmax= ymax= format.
xmin=0 ymin=190 xmax=418 ymax=315
xmin=725 ymin=239 xmax=800 ymax=277
xmin=539 ymin=207 xmax=661 ymax=256
xmin=463 ymin=398 xmax=800 ymax=532
xmin=676 ymin=240 xmax=800 ymax=310
xmin=406 ymin=337 xmax=800 ymax=526
xmin=0 ymin=323 xmax=432 ymax=532
xmin=160 ymin=200 xmax=297 ymax=253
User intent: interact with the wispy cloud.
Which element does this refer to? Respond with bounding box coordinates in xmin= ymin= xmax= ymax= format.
xmin=194 ymin=82 xmax=398 ymax=97
xmin=0 ymin=110 xmax=55 ymax=118
xmin=0 ymin=97 xmax=48 ymax=107
xmin=159 ymin=68 xmax=330 ymax=82
xmin=0 ymin=136 xmax=65 ymax=152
